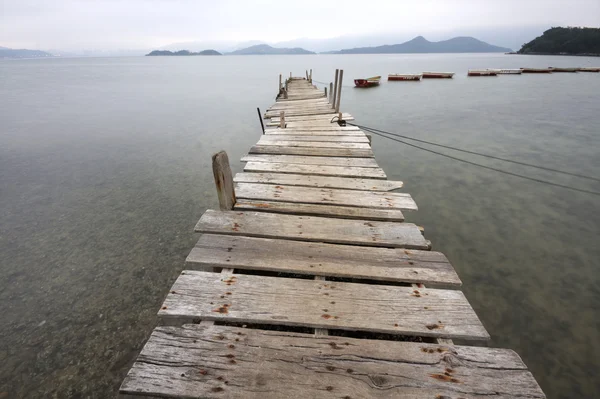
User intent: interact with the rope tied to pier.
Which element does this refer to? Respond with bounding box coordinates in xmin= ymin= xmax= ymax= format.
xmin=336 ymin=120 xmax=600 ymax=196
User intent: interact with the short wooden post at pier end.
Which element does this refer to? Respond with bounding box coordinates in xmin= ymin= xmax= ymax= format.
xmin=211 ymin=151 xmax=235 ymax=211
xmin=329 ymin=82 xmax=333 ymax=103
xmin=335 ymin=69 xmax=344 ymax=113
xmin=332 ymin=69 xmax=339 ymax=109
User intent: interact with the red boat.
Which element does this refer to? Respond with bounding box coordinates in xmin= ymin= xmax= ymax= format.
xmin=520 ymin=68 xmax=552 ymax=73
xmin=468 ymin=69 xmax=498 ymax=76
xmin=354 ymin=76 xmax=381 ymax=87
xmin=422 ymin=72 xmax=454 ymax=79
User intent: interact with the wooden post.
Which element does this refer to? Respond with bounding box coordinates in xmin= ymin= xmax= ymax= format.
xmin=212 ymin=151 xmax=235 ymax=211
xmin=332 ymin=69 xmax=339 ymax=109
xmin=279 ymin=74 xmax=282 ymax=91
xmin=329 ymin=82 xmax=333 ymax=103
xmin=309 ymin=69 xmax=313 ymax=82
xmin=335 ymin=69 xmax=344 ymax=113
xmin=290 ymin=72 xmax=292 ymax=78
xmin=279 ymin=111 xmax=285 ymax=128
xmin=305 ymin=70 xmax=309 ymax=79
xmin=324 ymin=86 xmax=327 ymax=98
xmin=257 ymin=107 xmax=265 ymax=134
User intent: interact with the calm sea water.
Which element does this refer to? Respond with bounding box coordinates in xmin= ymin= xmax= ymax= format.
xmin=1 ymin=54 xmax=599 ymax=398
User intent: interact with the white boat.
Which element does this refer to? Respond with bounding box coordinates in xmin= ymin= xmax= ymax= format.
xmin=388 ymin=73 xmax=422 ymax=81
xmin=422 ymin=72 xmax=454 ymax=79
xmin=468 ymin=69 xmax=497 ymax=76
xmin=487 ymin=69 xmax=522 ymax=75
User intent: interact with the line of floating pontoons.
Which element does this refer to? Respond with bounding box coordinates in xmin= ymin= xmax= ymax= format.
xmin=354 ymin=66 xmax=600 ymax=86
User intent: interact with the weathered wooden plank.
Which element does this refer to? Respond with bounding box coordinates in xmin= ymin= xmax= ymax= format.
xmin=256 ymin=140 xmax=370 ymax=149
xmin=243 ymin=161 xmax=386 ymax=178
xmin=259 ymin=134 xmax=369 ymax=143
xmin=265 ymin=126 xmax=361 ymax=131
xmin=271 ymin=98 xmax=330 ymax=106
xmin=278 ymin=95 xmax=326 ymax=101
xmin=235 ymin=183 xmax=417 ymax=211
xmin=249 ymin=145 xmax=374 ymax=158
xmin=281 ymin=122 xmax=355 ymax=129
xmin=159 ymin=271 xmax=489 ymax=340
xmin=212 ymin=151 xmax=236 ymax=210
xmin=266 ymin=110 xmax=348 ymax=118
xmin=265 ymin=129 xmax=369 ymax=141
xmin=234 ymin=173 xmax=403 ymax=191
xmin=268 ymin=112 xmax=353 ymax=121
xmin=269 ymin=111 xmax=351 ymax=118
xmin=194 ymin=210 xmax=430 ymax=249
xmin=240 ymin=154 xmax=379 ymax=167
xmin=266 ymin=105 xmax=333 ymax=112
xmin=233 ymin=199 xmax=405 ymax=221
xmin=121 ymin=324 xmax=542 ymax=399
xmin=186 ymin=234 xmax=460 ymax=287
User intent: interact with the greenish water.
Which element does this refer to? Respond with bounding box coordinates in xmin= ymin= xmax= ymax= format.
xmin=0 ymin=54 xmax=599 ymax=398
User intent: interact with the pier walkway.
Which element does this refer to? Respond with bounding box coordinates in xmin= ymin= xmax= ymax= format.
xmin=119 ymin=74 xmax=545 ymax=398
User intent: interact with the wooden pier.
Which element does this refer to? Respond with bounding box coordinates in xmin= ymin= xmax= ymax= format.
xmin=120 ymin=73 xmax=545 ymax=398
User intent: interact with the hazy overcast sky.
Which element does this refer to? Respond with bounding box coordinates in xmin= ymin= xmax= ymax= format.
xmin=1 ymin=0 xmax=599 ymax=50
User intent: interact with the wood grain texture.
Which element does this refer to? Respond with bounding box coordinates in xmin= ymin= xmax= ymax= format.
xmin=255 ymin=140 xmax=371 ymax=149
xmin=243 ymin=161 xmax=386 ymax=178
xmin=249 ymin=145 xmax=374 ymax=158
xmin=259 ymin=134 xmax=369 ymax=143
xmin=186 ymin=234 xmax=460 ymax=287
xmin=240 ymin=154 xmax=379 ymax=167
xmin=158 ymin=271 xmax=489 ymax=340
xmin=212 ymin=151 xmax=236 ymax=210
xmin=266 ymin=125 xmax=361 ymax=131
xmin=266 ymin=110 xmax=352 ymax=118
xmin=268 ymin=112 xmax=353 ymax=121
xmin=194 ymin=210 xmax=430 ymax=249
xmin=265 ymin=130 xmax=365 ymax=136
xmin=234 ymin=183 xmax=417 ymax=211
xmin=234 ymin=172 xmax=403 ymax=191
xmin=120 ymin=324 xmax=543 ymax=399
xmin=233 ymin=199 xmax=405 ymax=221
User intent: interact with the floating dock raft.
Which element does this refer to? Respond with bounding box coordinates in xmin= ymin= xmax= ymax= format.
xmin=120 ymin=71 xmax=546 ymax=398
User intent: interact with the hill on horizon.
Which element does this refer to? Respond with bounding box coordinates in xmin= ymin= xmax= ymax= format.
xmin=0 ymin=47 xmax=53 ymax=58
xmin=227 ymin=44 xmax=314 ymax=55
xmin=330 ymin=36 xmax=512 ymax=54
xmin=146 ymin=49 xmax=221 ymax=56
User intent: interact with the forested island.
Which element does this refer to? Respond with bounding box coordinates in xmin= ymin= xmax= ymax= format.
xmin=518 ymin=27 xmax=600 ymax=56
xmin=146 ymin=49 xmax=221 ymax=56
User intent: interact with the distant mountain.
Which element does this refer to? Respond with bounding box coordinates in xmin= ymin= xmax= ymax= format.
xmin=227 ymin=44 xmax=314 ymax=55
xmin=518 ymin=27 xmax=600 ymax=56
xmin=329 ymin=36 xmax=511 ymax=54
xmin=146 ymin=49 xmax=221 ymax=56
xmin=0 ymin=47 xmax=53 ymax=59
xmin=159 ymin=40 xmax=265 ymax=54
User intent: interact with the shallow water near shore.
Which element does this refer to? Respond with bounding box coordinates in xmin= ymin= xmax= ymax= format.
xmin=1 ymin=53 xmax=599 ymax=398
